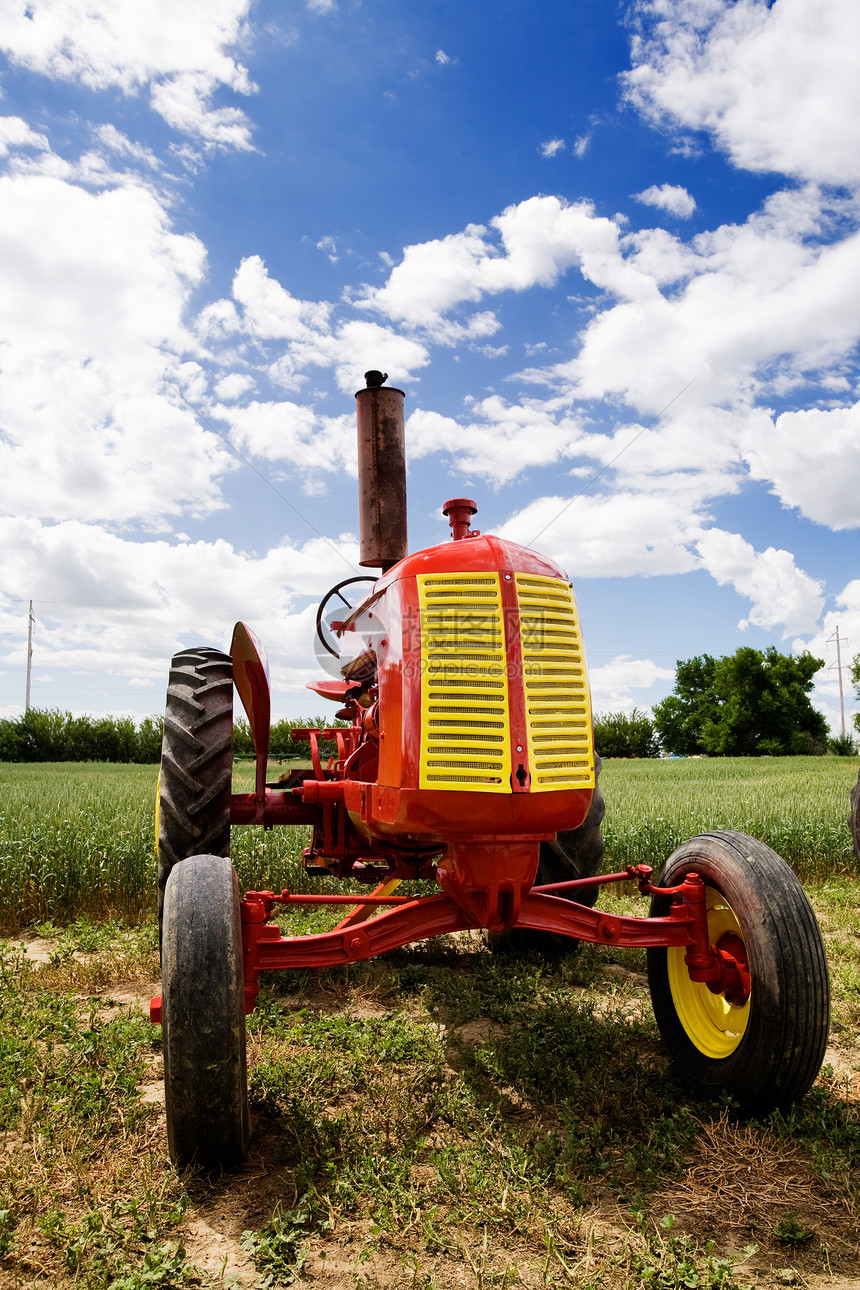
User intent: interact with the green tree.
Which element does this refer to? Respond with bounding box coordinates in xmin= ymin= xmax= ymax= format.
xmin=852 ymin=653 xmax=860 ymax=737
xmin=653 ymin=647 xmax=827 ymax=757
xmin=593 ymin=709 xmax=660 ymax=758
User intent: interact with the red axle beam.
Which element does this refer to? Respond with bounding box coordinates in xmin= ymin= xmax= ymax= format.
xmin=235 ymin=888 xmax=697 ymax=1015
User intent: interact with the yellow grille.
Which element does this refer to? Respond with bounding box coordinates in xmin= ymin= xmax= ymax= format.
xmin=418 ymin=574 xmax=511 ymax=792
xmin=516 ymin=574 xmax=595 ymax=792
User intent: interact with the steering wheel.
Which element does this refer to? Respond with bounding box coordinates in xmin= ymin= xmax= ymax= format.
xmin=315 ymin=576 xmax=379 ymax=659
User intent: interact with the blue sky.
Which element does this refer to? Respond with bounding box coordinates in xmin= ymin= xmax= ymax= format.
xmin=0 ymin=0 xmax=858 ymax=734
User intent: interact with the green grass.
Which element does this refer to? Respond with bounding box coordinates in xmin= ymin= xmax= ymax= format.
xmin=0 ymin=754 xmax=857 ymax=1283
xmin=598 ymin=755 xmax=859 ymax=879
xmin=0 ymin=755 xmax=857 ymax=928
xmin=0 ymin=904 xmax=857 ymax=1287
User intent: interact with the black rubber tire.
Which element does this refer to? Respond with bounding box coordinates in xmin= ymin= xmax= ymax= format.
xmin=487 ymin=762 xmax=605 ymax=954
xmin=158 ymin=647 xmax=233 ymax=937
xmin=162 ymin=854 xmax=250 ymax=1169
xmin=647 ymin=831 xmax=830 ymax=1116
xmin=849 ymin=766 xmax=860 ymax=868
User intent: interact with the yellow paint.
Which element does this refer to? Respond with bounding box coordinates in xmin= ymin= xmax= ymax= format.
xmin=515 ymin=574 xmax=595 ymax=793
xmin=417 ymin=573 xmax=511 ymax=792
xmin=667 ymin=887 xmax=750 ymax=1058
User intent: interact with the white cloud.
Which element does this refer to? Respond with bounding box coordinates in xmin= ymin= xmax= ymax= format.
xmin=436 ymin=49 xmax=451 ymax=65
xmin=794 ymin=578 xmax=860 ymax=732
xmin=739 ymin=402 xmax=860 ymax=531
xmin=589 ymin=654 xmax=676 ymax=713
xmin=217 ymin=403 xmax=357 ymax=482
xmin=230 ymin=255 xmax=331 ymax=341
xmin=214 ymin=372 xmax=255 ymax=400
xmin=498 ymin=490 xmax=702 ymax=579
xmin=0 ymin=169 xmax=237 ymax=523
xmin=0 ymin=517 xmax=360 ymax=703
xmin=94 ymin=123 xmax=159 ymax=167
xmin=0 ymin=0 xmax=256 ymax=147
xmin=635 ymin=182 xmax=696 ymax=218
xmin=0 ymin=115 xmax=50 ymax=156
xmin=544 ymin=187 xmax=860 ymax=414
xmin=572 ymin=135 xmax=590 ymax=158
xmin=359 ymin=195 xmax=623 ymax=329
xmin=540 ymin=138 xmax=565 ymax=158
xmin=624 ymin=0 xmax=860 ymax=186
xmin=407 ymin=398 xmax=588 ymax=485
xmin=695 ymin=528 xmax=825 ymax=637
xmin=150 ymin=72 xmax=255 ymax=150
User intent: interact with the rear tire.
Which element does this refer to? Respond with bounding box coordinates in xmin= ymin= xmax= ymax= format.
xmin=849 ymin=766 xmax=860 ymax=868
xmin=162 ymin=855 xmax=250 ymax=1169
xmin=647 ymin=831 xmax=829 ymax=1115
xmin=158 ymin=647 xmax=233 ymax=937
xmin=487 ymin=762 xmax=605 ymax=954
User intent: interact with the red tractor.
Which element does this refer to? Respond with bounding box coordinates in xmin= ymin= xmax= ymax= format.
xmin=152 ymin=371 xmax=830 ymax=1169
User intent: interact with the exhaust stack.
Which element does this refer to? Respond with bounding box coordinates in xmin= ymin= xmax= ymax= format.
xmin=355 ymin=370 xmax=408 ymax=571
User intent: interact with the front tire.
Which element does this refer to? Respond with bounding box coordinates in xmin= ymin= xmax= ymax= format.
xmin=162 ymin=855 xmax=250 ymax=1168
xmin=158 ymin=647 xmax=233 ymax=936
xmin=648 ymin=831 xmax=829 ymax=1115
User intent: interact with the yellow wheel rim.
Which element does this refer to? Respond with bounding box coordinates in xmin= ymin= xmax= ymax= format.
xmin=667 ymin=886 xmax=749 ymax=1059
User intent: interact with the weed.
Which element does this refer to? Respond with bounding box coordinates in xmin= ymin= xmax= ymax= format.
xmin=241 ymin=1197 xmax=319 ymax=1286
xmin=624 ymin=1216 xmax=758 ymax=1289
xmin=773 ymin=1212 xmax=815 ymax=1246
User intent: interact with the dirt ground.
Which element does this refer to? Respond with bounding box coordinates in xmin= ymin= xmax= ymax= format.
xmin=9 ymin=934 xmax=860 ymax=1289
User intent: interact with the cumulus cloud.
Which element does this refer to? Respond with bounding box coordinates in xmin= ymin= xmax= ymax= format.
xmin=635 ymin=182 xmax=696 ymax=217
xmin=540 ymin=138 xmax=565 ymax=158
xmin=0 ymin=0 xmax=256 ymax=147
xmin=217 ymin=403 xmax=357 ymax=483
xmin=498 ymin=490 xmax=702 ymax=579
xmin=739 ymin=402 xmax=860 ymax=531
xmin=695 ymin=528 xmax=825 ymax=637
xmin=589 ymin=655 xmax=676 ymax=713
xmin=797 ymin=579 xmax=860 ymax=733
xmin=407 ymin=398 xmax=589 ymax=485
xmin=230 ymin=255 xmax=331 ymax=342
xmin=358 ymin=195 xmax=625 ymax=330
xmin=0 ymin=115 xmax=50 ymax=156
xmin=0 ymin=169 xmax=238 ymax=523
xmin=0 ymin=517 xmax=360 ymax=708
xmin=624 ymin=0 xmax=860 ymax=186
xmin=543 ymin=186 xmax=860 ymax=414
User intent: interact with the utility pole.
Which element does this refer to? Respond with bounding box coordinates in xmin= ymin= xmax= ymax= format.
xmin=25 ymin=600 xmax=34 ymax=711
xmin=827 ymin=626 xmax=846 ymax=739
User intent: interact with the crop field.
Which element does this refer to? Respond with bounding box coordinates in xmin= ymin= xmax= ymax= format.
xmin=0 ymin=756 xmax=858 ymax=1288
xmin=0 ymin=755 xmax=857 ymax=929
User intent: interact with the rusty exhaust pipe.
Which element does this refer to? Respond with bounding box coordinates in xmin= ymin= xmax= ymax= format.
xmin=355 ymin=370 xmax=408 ymax=571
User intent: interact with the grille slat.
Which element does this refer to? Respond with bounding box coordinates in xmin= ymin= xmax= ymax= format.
xmin=515 ymin=574 xmax=595 ymax=794
xmin=418 ymin=574 xmax=511 ymax=792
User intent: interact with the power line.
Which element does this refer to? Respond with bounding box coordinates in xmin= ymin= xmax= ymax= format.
xmin=526 ymin=374 xmax=701 ymax=548
xmin=167 ymin=383 xmax=359 ymax=575
xmin=25 ymin=600 xmax=35 ymax=711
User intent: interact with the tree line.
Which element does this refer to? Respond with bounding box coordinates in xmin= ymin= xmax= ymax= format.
xmin=0 ymin=709 xmax=164 ymax=763
xmin=2 ymin=646 xmax=856 ymax=763
xmin=0 ymin=710 xmax=340 ymax=763
xmin=597 ymin=645 xmax=858 ymax=759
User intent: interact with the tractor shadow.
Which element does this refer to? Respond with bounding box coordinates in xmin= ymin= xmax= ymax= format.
xmin=183 ymin=936 xmax=860 ymax=1285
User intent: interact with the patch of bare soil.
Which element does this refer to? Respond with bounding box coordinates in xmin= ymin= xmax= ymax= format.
xmin=175 ymin=1032 xmax=860 ymax=1289
xmin=646 ymin=1107 xmax=859 ymax=1279
xmin=7 ymin=936 xmax=860 ymax=1288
